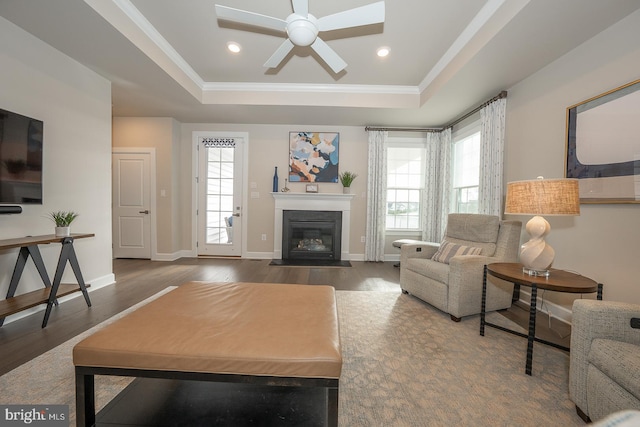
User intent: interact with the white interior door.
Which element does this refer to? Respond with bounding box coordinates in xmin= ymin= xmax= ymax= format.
xmin=112 ymin=150 xmax=152 ymax=259
xmin=196 ymin=134 xmax=244 ymax=256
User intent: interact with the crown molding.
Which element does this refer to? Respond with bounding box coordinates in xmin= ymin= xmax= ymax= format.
xmin=202 ymin=81 xmax=419 ymax=95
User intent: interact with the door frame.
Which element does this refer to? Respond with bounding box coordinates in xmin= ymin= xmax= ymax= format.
xmin=112 ymin=147 xmax=158 ymax=260
xmin=191 ymin=131 xmax=249 ymax=257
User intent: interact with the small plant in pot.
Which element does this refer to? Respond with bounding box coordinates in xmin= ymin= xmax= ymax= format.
xmin=49 ymin=211 xmax=79 ymax=237
xmin=339 ymin=171 xmax=357 ymax=193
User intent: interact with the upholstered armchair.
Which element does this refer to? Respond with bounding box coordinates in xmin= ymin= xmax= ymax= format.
xmin=400 ymin=213 xmax=522 ymax=321
xmin=569 ymin=299 xmax=640 ymax=423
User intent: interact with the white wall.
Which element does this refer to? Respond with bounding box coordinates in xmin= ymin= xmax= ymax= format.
xmin=505 ymin=9 xmax=640 ymax=307
xmin=0 ymin=17 xmax=114 ymax=322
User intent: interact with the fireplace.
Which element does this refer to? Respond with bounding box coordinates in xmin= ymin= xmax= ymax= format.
xmin=282 ymin=210 xmax=342 ymax=260
xmin=272 ymin=192 xmax=355 ymax=261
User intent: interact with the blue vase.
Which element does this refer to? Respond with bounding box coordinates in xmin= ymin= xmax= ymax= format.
xmin=273 ymin=167 xmax=279 ymax=192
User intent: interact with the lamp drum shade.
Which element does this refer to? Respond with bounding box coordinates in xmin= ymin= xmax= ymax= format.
xmin=505 ymin=178 xmax=580 ymax=216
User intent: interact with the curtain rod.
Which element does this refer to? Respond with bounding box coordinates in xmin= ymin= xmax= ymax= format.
xmin=444 ymin=90 xmax=507 ymax=129
xmin=364 ymin=90 xmax=507 ymax=133
xmin=364 ymin=126 xmax=442 ymax=133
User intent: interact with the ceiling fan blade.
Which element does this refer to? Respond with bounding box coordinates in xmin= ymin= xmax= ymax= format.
xmin=291 ymin=0 xmax=308 ymax=17
xmin=318 ymin=1 xmax=385 ymax=32
xmin=264 ymin=39 xmax=295 ymax=69
xmin=311 ymin=38 xmax=347 ymax=73
xmin=215 ymin=4 xmax=287 ymax=32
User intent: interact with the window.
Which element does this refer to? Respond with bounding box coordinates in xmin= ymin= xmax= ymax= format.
xmin=386 ymin=140 xmax=425 ymax=230
xmin=451 ymin=126 xmax=480 ymax=213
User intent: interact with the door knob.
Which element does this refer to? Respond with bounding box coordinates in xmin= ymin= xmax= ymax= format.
xmin=139 ymin=210 xmax=150 ymax=214
xmin=232 ymin=213 xmax=240 ymax=217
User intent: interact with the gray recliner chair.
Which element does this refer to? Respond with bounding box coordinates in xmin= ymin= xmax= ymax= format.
xmin=400 ymin=213 xmax=522 ymax=321
xmin=569 ymin=299 xmax=640 ymax=423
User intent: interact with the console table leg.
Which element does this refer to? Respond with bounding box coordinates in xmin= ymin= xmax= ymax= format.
xmin=42 ymin=242 xmax=71 ymax=328
xmin=65 ymin=241 xmax=92 ymax=307
xmin=526 ymin=284 xmax=538 ymax=376
xmin=6 ymin=247 xmax=29 ymax=298
xmin=27 ymin=245 xmax=53 ymax=288
xmin=42 ymin=238 xmax=92 ymax=327
xmin=0 ymin=248 xmax=29 ymax=326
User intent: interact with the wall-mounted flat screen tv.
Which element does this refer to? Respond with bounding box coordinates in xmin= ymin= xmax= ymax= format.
xmin=0 ymin=108 xmax=43 ymax=204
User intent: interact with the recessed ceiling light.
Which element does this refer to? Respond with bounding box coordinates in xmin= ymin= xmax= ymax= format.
xmin=377 ymin=47 xmax=390 ymax=58
xmin=227 ymin=42 xmax=241 ymax=53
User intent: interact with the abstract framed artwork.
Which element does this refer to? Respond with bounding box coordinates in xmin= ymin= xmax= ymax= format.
xmin=289 ymin=132 xmax=339 ymax=183
xmin=565 ymin=79 xmax=640 ymax=203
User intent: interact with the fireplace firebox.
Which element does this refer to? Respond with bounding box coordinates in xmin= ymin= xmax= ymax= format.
xmin=282 ymin=210 xmax=342 ymax=260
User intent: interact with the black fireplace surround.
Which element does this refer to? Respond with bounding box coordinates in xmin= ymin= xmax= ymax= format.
xmin=282 ymin=210 xmax=342 ymax=261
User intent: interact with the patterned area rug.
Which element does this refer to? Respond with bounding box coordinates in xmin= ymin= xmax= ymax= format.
xmin=337 ymin=291 xmax=580 ymax=426
xmin=0 ymin=289 xmax=581 ymax=426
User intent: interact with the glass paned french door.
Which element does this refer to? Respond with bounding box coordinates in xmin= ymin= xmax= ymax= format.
xmin=196 ymin=134 xmax=244 ymax=256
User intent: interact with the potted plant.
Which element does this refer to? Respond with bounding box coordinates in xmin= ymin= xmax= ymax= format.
xmin=49 ymin=211 xmax=79 ymax=237
xmin=339 ymin=171 xmax=358 ymax=194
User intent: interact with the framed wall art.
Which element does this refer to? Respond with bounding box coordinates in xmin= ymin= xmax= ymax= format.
xmin=289 ymin=132 xmax=339 ymax=183
xmin=565 ymin=79 xmax=640 ymax=203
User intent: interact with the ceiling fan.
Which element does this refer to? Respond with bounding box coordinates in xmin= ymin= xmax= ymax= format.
xmin=215 ymin=0 xmax=385 ymax=73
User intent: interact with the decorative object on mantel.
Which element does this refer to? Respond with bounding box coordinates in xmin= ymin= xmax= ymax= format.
xmin=48 ymin=210 xmax=79 ymax=237
xmin=281 ymin=179 xmax=290 ymax=192
xmin=339 ymin=171 xmax=357 ymax=194
xmin=289 ymin=132 xmax=339 ymax=183
xmin=306 ymin=184 xmax=319 ymax=193
xmin=272 ymin=167 xmax=279 ymax=193
xmin=504 ymin=177 xmax=580 ymax=277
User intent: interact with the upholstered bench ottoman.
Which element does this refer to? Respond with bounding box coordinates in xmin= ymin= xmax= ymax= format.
xmin=73 ymin=282 xmax=342 ymax=426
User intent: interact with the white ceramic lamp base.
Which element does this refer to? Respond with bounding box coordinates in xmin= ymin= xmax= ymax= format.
xmin=519 ymin=215 xmax=555 ymax=277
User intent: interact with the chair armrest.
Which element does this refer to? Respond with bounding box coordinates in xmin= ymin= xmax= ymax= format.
xmin=569 ymin=300 xmax=640 ymax=413
xmin=400 ymin=242 xmax=439 ymax=265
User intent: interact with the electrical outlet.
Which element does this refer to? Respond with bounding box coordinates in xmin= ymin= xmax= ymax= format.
xmin=360 ymin=236 xmax=365 ymax=243
xmin=261 ymin=234 xmax=267 ymax=241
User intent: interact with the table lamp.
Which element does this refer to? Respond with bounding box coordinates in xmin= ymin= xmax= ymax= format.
xmin=504 ymin=177 xmax=580 ymax=277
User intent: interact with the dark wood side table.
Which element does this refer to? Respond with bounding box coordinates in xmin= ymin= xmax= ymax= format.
xmin=0 ymin=233 xmax=94 ymax=328
xmin=480 ymin=262 xmax=602 ymax=376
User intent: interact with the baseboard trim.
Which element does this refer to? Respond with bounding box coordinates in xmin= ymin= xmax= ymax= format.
xmin=153 ymin=250 xmax=192 ymax=261
xmin=517 ymin=289 xmax=573 ymax=325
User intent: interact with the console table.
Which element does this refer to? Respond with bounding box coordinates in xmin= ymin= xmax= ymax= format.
xmin=480 ymin=262 xmax=602 ymax=376
xmin=0 ymin=233 xmax=93 ymax=328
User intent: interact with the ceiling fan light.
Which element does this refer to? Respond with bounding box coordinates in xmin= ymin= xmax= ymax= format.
xmin=287 ymin=19 xmax=318 ymax=46
xmin=377 ymin=46 xmax=390 ymax=57
xmin=227 ymin=42 xmax=241 ymax=53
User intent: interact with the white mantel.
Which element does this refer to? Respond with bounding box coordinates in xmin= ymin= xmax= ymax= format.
xmin=272 ymin=192 xmax=355 ymax=260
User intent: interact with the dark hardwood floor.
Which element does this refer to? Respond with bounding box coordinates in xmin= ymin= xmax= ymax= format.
xmin=0 ymin=258 xmax=570 ymax=377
